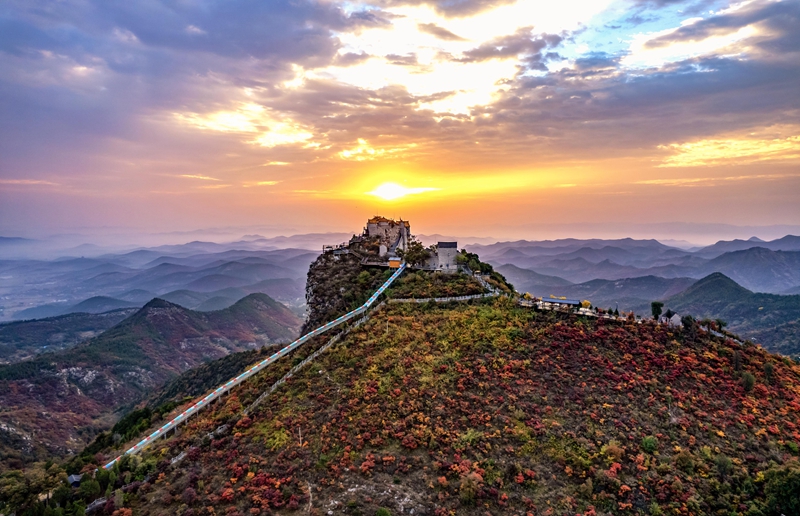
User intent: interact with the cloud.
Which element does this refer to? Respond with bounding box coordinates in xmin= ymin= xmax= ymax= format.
xmin=417 ymin=22 xmax=467 ymax=41
xmin=0 ymin=179 xmax=58 ymax=186
xmin=374 ymin=0 xmax=517 ymax=18
xmin=243 ymin=180 xmax=280 ymax=187
xmin=174 ymin=103 xmax=316 ymax=147
xmin=643 ymin=1 xmax=797 ymax=49
xmin=636 ymin=173 xmax=798 ymax=187
xmin=0 ymin=0 xmax=799 ymax=233
xmin=658 ymin=133 xmax=800 ymax=168
xmin=185 ymin=25 xmax=207 ymax=35
xmin=180 ymin=174 xmax=220 ymax=181
xmin=339 ymin=138 xmax=418 ymax=161
xmin=457 ymin=29 xmax=562 ymax=67
xmin=334 ymin=51 xmax=371 ymax=66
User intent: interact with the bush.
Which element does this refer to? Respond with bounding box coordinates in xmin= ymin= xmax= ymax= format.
xmin=674 ymin=451 xmax=695 ymax=474
xmin=742 ymin=372 xmax=756 ymax=392
xmin=641 ymin=436 xmax=658 ymax=454
xmin=376 ymin=509 xmax=392 ymax=516
xmin=764 ymin=462 xmax=800 ymax=515
xmin=459 ymin=472 xmax=483 ymax=504
xmin=715 ymin=454 xmax=732 ymax=477
xmin=182 ymin=487 xmax=197 ymax=505
xmin=764 ymin=362 xmax=774 ymax=384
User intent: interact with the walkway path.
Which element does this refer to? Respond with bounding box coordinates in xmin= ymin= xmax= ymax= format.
xmin=103 ymin=264 xmax=406 ymax=470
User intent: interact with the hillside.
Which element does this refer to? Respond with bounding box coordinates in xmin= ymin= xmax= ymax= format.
xmin=0 ymin=308 xmax=137 ymax=364
xmin=10 ymin=299 xmax=800 ymax=515
xmin=699 ymin=248 xmax=800 ymax=293
xmin=663 ymin=273 xmax=800 ymax=357
xmin=495 ymin=263 xmax=573 ymax=292
xmin=0 ymin=294 xmax=302 ymax=471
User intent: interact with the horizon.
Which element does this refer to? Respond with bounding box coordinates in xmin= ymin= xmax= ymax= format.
xmin=2 ymin=219 xmax=800 ymax=260
xmin=1 ymin=0 xmax=799 ymax=239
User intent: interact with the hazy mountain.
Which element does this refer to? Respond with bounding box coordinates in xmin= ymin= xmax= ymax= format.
xmin=554 ymin=275 xmax=696 ymax=310
xmin=0 ymin=294 xmax=302 ymax=468
xmin=0 ymin=237 xmax=35 ymax=245
xmin=13 ymin=297 xmax=140 ymax=320
xmin=117 ymin=288 xmax=158 ymax=302
xmin=480 ymin=237 xmax=800 ymax=293
xmin=696 ymin=234 xmax=800 ymax=258
xmin=697 ymin=248 xmax=800 ymax=293
xmin=0 ymin=246 xmax=317 ymax=322
xmin=0 ymin=309 xmax=137 ymax=364
xmin=495 ymin=263 xmax=573 ymax=292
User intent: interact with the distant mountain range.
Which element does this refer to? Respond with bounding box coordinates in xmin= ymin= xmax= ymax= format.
xmin=475 ymin=235 xmax=800 ymax=294
xmin=0 ymin=308 xmax=137 ymax=364
xmin=0 ymin=246 xmax=314 ymax=322
xmin=0 ymin=293 xmax=302 ymax=469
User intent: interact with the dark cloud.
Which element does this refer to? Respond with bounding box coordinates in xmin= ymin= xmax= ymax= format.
xmin=456 ymin=29 xmax=562 ymax=71
xmin=459 ymin=29 xmax=557 ymax=60
xmin=645 ymin=1 xmax=800 ymax=49
xmin=0 ymin=0 xmax=798 ymax=188
xmin=374 ymin=0 xmax=516 ymax=18
xmin=629 ymin=0 xmax=716 ymax=12
xmin=417 ymin=22 xmax=467 ymax=41
xmin=385 ymin=53 xmax=420 ymax=66
xmin=334 ymin=52 xmax=371 ymax=66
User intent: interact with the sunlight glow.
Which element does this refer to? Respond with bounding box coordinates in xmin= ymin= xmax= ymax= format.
xmin=659 ymin=134 xmax=800 ymax=167
xmin=366 ymin=183 xmax=439 ymax=201
xmin=340 ymin=139 xmax=418 ymax=161
xmin=294 ymin=0 xmax=613 ymax=115
xmin=174 ymin=103 xmax=316 ymax=147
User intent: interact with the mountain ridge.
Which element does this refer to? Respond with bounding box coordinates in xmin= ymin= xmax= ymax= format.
xmin=0 ymin=293 xmax=302 ymax=470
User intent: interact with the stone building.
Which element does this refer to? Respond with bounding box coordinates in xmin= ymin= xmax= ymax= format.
xmin=436 ymin=241 xmax=459 ymax=272
xmin=365 ymin=216 xmax=410 ymax=256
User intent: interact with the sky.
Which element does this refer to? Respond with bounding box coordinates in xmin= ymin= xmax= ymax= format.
xmin=0 ymin=0 xmax=798 ymax=243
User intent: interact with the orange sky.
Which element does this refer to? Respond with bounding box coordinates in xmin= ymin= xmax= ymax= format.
xmin=0 ymin=0 xmax=798 ymax=242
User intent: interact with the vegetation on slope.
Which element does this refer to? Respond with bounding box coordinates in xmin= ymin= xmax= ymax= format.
xmin=385 ymin=271 xmax=487 ymax=299
xmin=0 ymin=294 xmax=301 ymax=471
xmin=8 ymin=299 xmax=800 ymax=516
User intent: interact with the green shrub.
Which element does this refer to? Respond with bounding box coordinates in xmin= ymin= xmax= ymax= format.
xmin=764 ymin=462 xmax=800 ymax=515
xmin=641 ymin=436 xmax=658 ymax=454
xmin=764 ymin=362 xmax=774 ymax=384
xmin=715 ymin=454 xmax=732 ymax=477
xmin=742 ymin=372 xmax=756 ymax=392
xmin=376 ymin=509 xmax=392 ymax=516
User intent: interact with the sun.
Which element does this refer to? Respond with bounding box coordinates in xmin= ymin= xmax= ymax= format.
xmin=366 ymin=182 xmax=438 ymax=201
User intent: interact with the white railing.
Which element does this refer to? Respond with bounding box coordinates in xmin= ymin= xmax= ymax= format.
xmin=103 ymin=265 xmax=406 ymax=470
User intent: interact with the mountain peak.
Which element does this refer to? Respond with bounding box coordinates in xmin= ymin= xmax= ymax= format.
xmin=690 ymin=272 xmax=751 ymax=293
xmin=141 ymin=297 xmax=178 ymax=310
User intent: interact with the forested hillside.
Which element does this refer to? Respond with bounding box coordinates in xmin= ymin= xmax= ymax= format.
xmin=663 ymin=273 xmax=800 ymax=358
xmin=7 ymin=297 xmax=799 ymax=515
xmin=0 ymin=294 xmax=301 ymax=471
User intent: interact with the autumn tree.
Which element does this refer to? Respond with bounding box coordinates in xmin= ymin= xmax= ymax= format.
xmin=400 ymin=237 xmax=431 ymax=266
